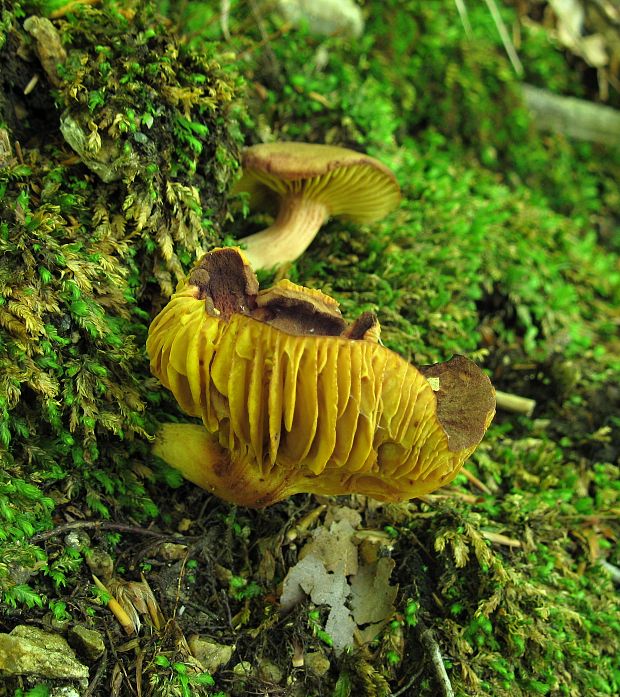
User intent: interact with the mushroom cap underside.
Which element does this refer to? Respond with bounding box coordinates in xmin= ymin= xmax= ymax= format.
xmin=234 ymin=142 xmax=401 ymax=223
xmin=147 ymin=257 xmax=496 ymax=503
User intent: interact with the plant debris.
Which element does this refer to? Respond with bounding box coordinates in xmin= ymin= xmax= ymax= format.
xmin=281 ymin=511 xmax=398 ymax=655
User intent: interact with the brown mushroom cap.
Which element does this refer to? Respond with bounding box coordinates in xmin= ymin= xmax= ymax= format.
xmin=235 ymin=142 xmax=401 ymax=223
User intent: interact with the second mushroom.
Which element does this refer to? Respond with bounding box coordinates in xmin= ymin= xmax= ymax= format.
xmin=233 ymin=142 xmax=401 ymax=271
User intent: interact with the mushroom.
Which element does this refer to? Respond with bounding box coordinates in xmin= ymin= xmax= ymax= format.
xmin=232 ymin=142 xmax=401 ymax=270
xmin=146 ymin=248 xmax=495 ymax=508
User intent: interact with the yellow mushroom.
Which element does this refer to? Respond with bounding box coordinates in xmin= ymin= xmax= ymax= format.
xmin=147 ymin=248 xmax=495 ymax=507
xmin=233 ymin=142 xmax=401 ymax=270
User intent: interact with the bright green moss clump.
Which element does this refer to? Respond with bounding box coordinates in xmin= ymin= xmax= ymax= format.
xmin=0 ymin=1 xmax=242 ymax=602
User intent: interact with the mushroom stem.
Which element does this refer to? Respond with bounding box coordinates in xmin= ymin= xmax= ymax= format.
xmin=241 ymin=193 xmax=329 ymax=270
xmin=153 ymin=423 xmax=292 ymax=508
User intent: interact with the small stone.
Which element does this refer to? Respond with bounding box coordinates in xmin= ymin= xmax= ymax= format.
xmin=158 ymin=542 xmax=188 ymax=561
xmin=0 ymin=626 xmax=89 ymax=679
xmin=232 ymin=661 xmax=253 ymax=677
xmin=257 ymin=659 xmax=283 ymax=684
xmin=68 ymin=625 xmax=106 ymax=661
xmin=86 ymin=548 xmax=114 ymax=580
xmin=304 ymin=651 xmax=330 ymax=677
xmin=188 ymin=636 xmax=234 ymax=674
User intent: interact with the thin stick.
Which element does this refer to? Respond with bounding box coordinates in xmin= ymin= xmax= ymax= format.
xmin=392 ymin=665 xmax=425 ymax=697
xmin=220 ymin=0 xmax=231 ymax=40
xmin=522 ymin=84 xmax=620 ymax=145
xmin=421 ymin=490 xmax=480 ymax=505
xmin=481 ymin=530 xmax=522 ymax=548
xmin=495 ymin=389 xmax=536 ymax=417
xmin=32 ymin=520 xmax=174 ymax=543
xmin=453 ymin=0 xmax=473 ymax=38
xmin=461 ymin=467 xmax=492 ymax=495
xmin=419 ymin=626 xmax=455 ymax=697
xmin=483 ymin=0 xmax=523 ymax=75
xmin=83 ymin=649 xmax=108 ymax=697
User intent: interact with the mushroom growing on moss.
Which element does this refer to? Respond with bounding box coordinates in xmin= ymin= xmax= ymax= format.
xmin=232 ymin=142 xmax=401 ymax=270
xmin=146 ymin=248 xmax=495 ymax=508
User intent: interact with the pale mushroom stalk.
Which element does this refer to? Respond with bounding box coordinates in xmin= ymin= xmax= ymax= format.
xmin=242 ymin=193 xmax=329 ymax=270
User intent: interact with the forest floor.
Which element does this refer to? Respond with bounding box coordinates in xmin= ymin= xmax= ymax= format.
xmin=0 ymin=1 xmax=619 ymax=696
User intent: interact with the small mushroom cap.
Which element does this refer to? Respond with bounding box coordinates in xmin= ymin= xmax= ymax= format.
xmin=147 ymin=248 xmax=496 ymax=507
xmin=234 ymin=142 xmax=401 ymax=223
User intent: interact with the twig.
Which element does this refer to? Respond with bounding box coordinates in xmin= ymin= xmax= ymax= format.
xmin=495 ymin=389 xmax=536 ymax=417
xmin=83 ymin=648 xmax=108 ymax=697
xmin=391 ymin=664 xmax=426 ymax=697
xmin=220 ymin=0 xmax=231 ymax=40
xmin=14 ymin=141 xmax=24 ymax=165
xmin=103 ymin=625 xmax=136 ymax=696
xmin=418 ymin=626 xmax=455 ymax=697
xmin=32 ymin=520 xmax=174 ymax=543
xmin=461 ymin=467 xmax=492 ymax=495
xmin=522 ymin=84 xmax=620 ymax=145
xmin=171 ymin=550 xmax=191 ymax=622
xmin=421 ymin=490 xmax=480 ymax=505
xmin=481 ymin=530 xmax=522 ymax=548
xmin=453 ymin=0 xmax=472 ymax=38
xmin=221 ymin=588 xmax=234 ymax=631
xmin=482 ymin=0 xmax=523 ymax=75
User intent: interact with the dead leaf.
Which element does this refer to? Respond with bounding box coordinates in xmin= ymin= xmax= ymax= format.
xmin=350 ymin=557 xmax=398 ymax=626
xmin=299 ymin=519 xmax=358 ymax=575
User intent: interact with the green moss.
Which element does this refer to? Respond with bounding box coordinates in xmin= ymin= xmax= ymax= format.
xmin=0 ymin=0 xmax=242 ymax=600
xmin=1 ymin=2 xmax=618 ymax=696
